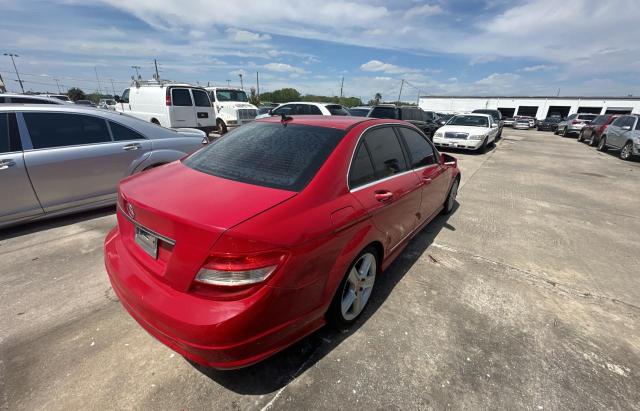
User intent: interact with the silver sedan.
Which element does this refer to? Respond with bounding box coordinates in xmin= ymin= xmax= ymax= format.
xmin=0 ymin=105 xmax=208 ymax=229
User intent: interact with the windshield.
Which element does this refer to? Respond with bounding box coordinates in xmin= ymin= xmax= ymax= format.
xmin=215 ymin=89 xmax=248 ymax=102
xmin=447 ymin=115 xmax=489 ymax=127
xmin=473 ymin=110 xmax=499 ymax=120
xmin=184 ymin=122 xmax=345 ymax=191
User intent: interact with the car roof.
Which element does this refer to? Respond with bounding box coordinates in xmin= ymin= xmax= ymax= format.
xmin=277 ymin=101 xmax=343 ymax=107
xmin=0 ymin=94 xmax=65 ymax=104
xmin=257 ymin=115 xmax=406 ymax=130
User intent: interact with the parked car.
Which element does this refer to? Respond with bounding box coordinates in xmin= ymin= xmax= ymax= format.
xmin=261 ymin=102 xmax=350 ymax=118
xmin=205 ymin=87 xmax=258 ymax=134
xmin=75 ymin=100 xmax=96 ymax=107
xmin=256 ymin=106 xmax=272 ymax=116
xmin=437 ymin=113 xmax=455 ymax=123
xmin=0 ymin=105 xmax=208 ymax=229
xmin=347 ymin=106 xmax=372 ymax=117
xmin=555 ymin=113 xmax=598 ymax=137
xmin=367 ymin=105 xmax=440 ymax=138
xmin=0 ymin=94 xmax=65 ymax=105
xmin=37 ymin=94 xmax=73 ymax=103
xmin=597 ymin=114 xmax=640 ymax=160
xmin=472 ymin=109 xmax=503 ymax=138
xmin=503 ymin=117 xmax=515 ymax=127
xmin=104 ymin=115 xmax=460 ymax=369
xmin=577 ymin=114 xmax=619 ymax=146
xmin=537 ymin=117 xmax=561 ymax=131
xmin=98 ymin=99 xmax=117 ymax=110
xmin=116 ymin=82 xmax=217 ymax=135
xmin=433 ymin=113 xmax=498 ymax=152
xmin=515 ymin=116 xmax=536 ymax=128
xmin=514 ymin=118 xmax=531 ymax=129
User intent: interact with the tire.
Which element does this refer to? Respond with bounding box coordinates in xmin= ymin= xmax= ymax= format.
xmin=620 ymin=141 xmax=633 ymax=161
xmin=326 ymin=246 xmax=378 ymax=329
xmin=562 ymin=127 xmax=569 ymax=137
xmin=589 ymin=133 xmax=597 ymax=147
xmin=597 ymin=136 xmax=608 ymax=152
xmin=478 ymin=138 xmax=488 ymax=154
xmin=577 ymin=131 xmax=584 ymax=142
xmin=553 ymin=128 xmax=559 ymax=135
xmin=216 ymin=119 xmax=227 ymax=135
xmin=442 ymin=177 xmax=460 ymax=215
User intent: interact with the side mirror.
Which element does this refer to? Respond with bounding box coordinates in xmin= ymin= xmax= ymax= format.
xmin=491 ymin=123 xmax=498 ymax=128
xmin=622 ymin=125 xmax=632 ymax=131
xmin=114 ymin=95 xmax=121 ymax=103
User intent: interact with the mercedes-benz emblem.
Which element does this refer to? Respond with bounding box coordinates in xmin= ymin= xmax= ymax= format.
xmin=126 ymin=203 xmax=135 ymax=219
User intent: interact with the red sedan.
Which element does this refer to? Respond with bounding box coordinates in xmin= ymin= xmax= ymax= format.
xmin=104 ymin=115 xmax=460 ymax=369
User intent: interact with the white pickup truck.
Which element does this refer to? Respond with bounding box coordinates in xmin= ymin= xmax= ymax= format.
xmin=205 ymin=87 xmax=258 ymax=134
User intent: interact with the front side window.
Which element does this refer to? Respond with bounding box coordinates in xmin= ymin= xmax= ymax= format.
xmin=349 ymin=142 xmax=376 ymax=189
xmin=109 ymin=121 xmax=146 ymax=141
xmin=363 ymin=127 xmax=408 ymax=178
xmin=0 ymin=113 xmax=8 ymax=153
xmin=590 ymin=115 xmax=607 ymax=125
xmin=297 ymin=104 xmax=323 ymax=115
xmin=271 ymin=105 xmax=294 ymax=116
xmin=184 ymin=122 xmax=345 ymax=191
xmin=398 ymin=127 xmax=435 ymax=168
xmin=24 ymin=113 xmax=111 ymax=149
xmin=623 ymin=116 xmax=636 ymax=128
xmin=192 ymin=89 xmax=211 ymax=107
xmin=612 ymin=117 xmax=626 ymax=127
xmin=171 ymin=88 xmax=193 ymax=106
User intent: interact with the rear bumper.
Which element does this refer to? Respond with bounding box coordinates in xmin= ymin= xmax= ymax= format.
xmin=537 ymin=124 xmax=556 ymax=131
xmin=104 ymin=227 xmax=325 ymax=369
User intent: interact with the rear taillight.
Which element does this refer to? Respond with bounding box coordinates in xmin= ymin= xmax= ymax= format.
xmin=571 ymin=120 xmax=580 ymax=124
xmin=194 ymin=251 xmax=288 ymax=287
xmin=165 ymin=89 xmax=171 ymax=106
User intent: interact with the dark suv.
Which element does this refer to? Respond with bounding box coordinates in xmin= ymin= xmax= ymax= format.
xmin=472 ymin=109 xmax=503 ymax=138
xmin=367 ymin=105 xmax=441 ymax=138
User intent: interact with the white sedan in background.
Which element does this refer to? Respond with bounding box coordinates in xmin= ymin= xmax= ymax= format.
xmin=255 ymin=102 xmax=350 ymax=118
xmin=432 ymin=113 xmax=498 ymax=153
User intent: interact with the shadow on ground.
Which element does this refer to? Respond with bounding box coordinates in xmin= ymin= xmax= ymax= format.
xmin=191 ymin=203 xmax=458 ymax=395
xmin=0 ymin=205 xmax=116 ymax=241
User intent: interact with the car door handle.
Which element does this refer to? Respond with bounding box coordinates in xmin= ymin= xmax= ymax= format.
xmin=374 ymin=190 xmax=394 ymax=202
xmin=123 ymin=143 xmax=141 ymax=151
xmin=0 ymin=159 xmax=16 ymax=170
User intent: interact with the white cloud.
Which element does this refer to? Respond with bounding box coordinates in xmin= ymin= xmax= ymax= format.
xmin=475 ymin=72 xmax=520 ymax=86
xmin=226 ymin=28 xmax=271 ymax=43
xmin=263 ymin=62 xmax=305 ymax=74
xmin=360 ymin=60 xmax=420 ymax=74
xmin=404 ymin=3 xmax=442 ymax=19
xmin=470 ymin=56 xmax=498 ymax=66
xmin=520 ymin=64 xmax=555 ymax=72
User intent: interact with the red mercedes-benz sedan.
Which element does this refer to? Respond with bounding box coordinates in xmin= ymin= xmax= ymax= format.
xmin=104 ymin=115 xmax=460 ymax=369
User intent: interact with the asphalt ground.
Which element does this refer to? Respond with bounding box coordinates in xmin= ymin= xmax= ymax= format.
xmin=1 ymin=127 xmax=639 ymax=410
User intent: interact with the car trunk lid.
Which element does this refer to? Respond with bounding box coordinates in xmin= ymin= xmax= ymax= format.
xmin=117 ymin=161 xmax=297 ymax=291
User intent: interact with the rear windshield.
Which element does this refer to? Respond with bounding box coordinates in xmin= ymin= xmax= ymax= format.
xmin=348 ymin=108 xmax=370 ymax=117
xmin=183 ymin=122 xmax=345 ymax=191
xmin=368 ymin=106 xmax=398 ymax=119
xmin=326 ymin=105 xmax=349 ymax=116
xmin=577 ymin=114 xmax=597 ymax=121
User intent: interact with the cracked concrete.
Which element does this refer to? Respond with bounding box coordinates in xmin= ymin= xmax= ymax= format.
xmin=1 ymin=129 xmax=639 ymax=410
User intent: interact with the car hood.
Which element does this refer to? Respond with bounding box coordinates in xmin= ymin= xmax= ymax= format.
xmin=438 ymin=125 xmax=491 ymax=134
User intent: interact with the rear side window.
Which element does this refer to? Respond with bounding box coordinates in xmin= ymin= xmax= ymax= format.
xmin=297 ymin=104 xmax=322 ymax=115
xmin=423 ymin=111 xmax=434 ymax=121
xmin=591 ymin=115 xmax=606 ymax=125
xmin=109 ymin=121 xmax=145 ymax=141
xmin=398 ymin=127 xmax=435 ymax=168
xmin=578 ymin=114 xmax=597 ymax=121
xmin=349 ymin=142 xmax=376 ymax=188
xmin=184 ymin=122 xmax=345 ymax=191
xmin=121 ymin=89 xmax=130 ymax=104
xmin=363 ymin=127 xmax=408 ymax=178
xmin=368 ymin=106 xmax=398 ymax=119
xmin=326 ymin=105 xmax=349 ymax=116
xmin=192 ymin=89 xmax=211 ymax=107
xmin=0 ymin=113 xmax=8 ymax=153
xmin=272 ymin=105 xmax=293 ymax=116
xmin=171 ymin=89 xmax=193 ymax=106
xmin=24 ymin=113 xmax=111 ymax=149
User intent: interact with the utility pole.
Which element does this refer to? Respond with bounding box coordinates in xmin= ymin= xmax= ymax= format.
xmin=131 ymin=65 xmax=141 ymax=79
xmin=4 ymin=53 xmax=24 ymax=93
xmin=397 ymin=79 xmax=405 ymax=105
xmin=94 ymin=66 xmax=102 ymax=95
xmin=256 ymin=71 xmax=260 ymax=98
xmin=339 ymin=76 xmax=344 ymax=103
xmin=54 ymin=78 xmax=61 ymax=93
xmin=154 ymin=59 xmax=159 ymax=80
xmin=0 ymin=72 xmax=5 ymax=93
xmin=239 ymin=73 xmax=244 ymax=90
xmin=110 ymin=79 xmax=116 ymax=96
xmin=226 ymin=79 xmax=231 ymax=86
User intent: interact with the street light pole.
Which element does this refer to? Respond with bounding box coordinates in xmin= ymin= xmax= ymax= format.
xmin=54 ymin=78 xmax=61 ymax=93
xmin=239 ymin=73 xmax=244 ymax=90
xmin=131 ymin=65 xmax=141 ymax=79
xmin=4 ymin=53 xmax=24 ymax=93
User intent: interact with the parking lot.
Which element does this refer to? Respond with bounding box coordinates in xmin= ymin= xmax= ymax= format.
xmin=1 ymin=128 xmax=639 ymax=410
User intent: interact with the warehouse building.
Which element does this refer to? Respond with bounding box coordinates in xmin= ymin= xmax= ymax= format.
xmin=418 ymin=96 xmax=640 ymax=120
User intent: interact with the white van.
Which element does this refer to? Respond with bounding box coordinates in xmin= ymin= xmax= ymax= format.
xmin=205 ymin=87 xmax=257 ymax=134
xmin=116 ymin=82 xmax=217 ymax=135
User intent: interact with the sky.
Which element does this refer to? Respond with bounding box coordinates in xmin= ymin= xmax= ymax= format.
xmin=1 ymin=0 xmax=640 ymax=102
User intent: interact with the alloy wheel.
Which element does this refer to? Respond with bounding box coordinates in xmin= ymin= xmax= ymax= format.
xmin=598 ymin=137 xmax=607 ymax=151
xmin=621 ymin=142 xmax=632 ymax=160
xmin=340 ymin=253 xmax=376 ymax=321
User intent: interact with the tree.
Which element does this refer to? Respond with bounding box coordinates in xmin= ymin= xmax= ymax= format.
xmin=248 ymin=87 xmax=260 ymax=106
xmin=67 ymin=87 xmax=86 ymax=102
xmin=260 ymin=88 xmax=301 ymax=103
xmin=374 ymin=93 xmax=382 ymax=106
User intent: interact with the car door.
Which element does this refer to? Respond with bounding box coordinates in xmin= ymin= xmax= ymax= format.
xmin=396 ymin=126 xmax=449 ymax=219
xmin=0 ymin=112 xmax=44 ymax=224
xmin=608 ymin=116 xmax=626 ymax=147
xmin=21 ymin=111 xmax=150 ymax=212
xmin=191 ymin=88 xmax=215 ymax=128
xmin=348 ymin=126 xmax=422 ymax=253
xmin=616 ymin=116 xmax=635 ymax=147
xmin=169 ymin=87 xmax=195 ymax=127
